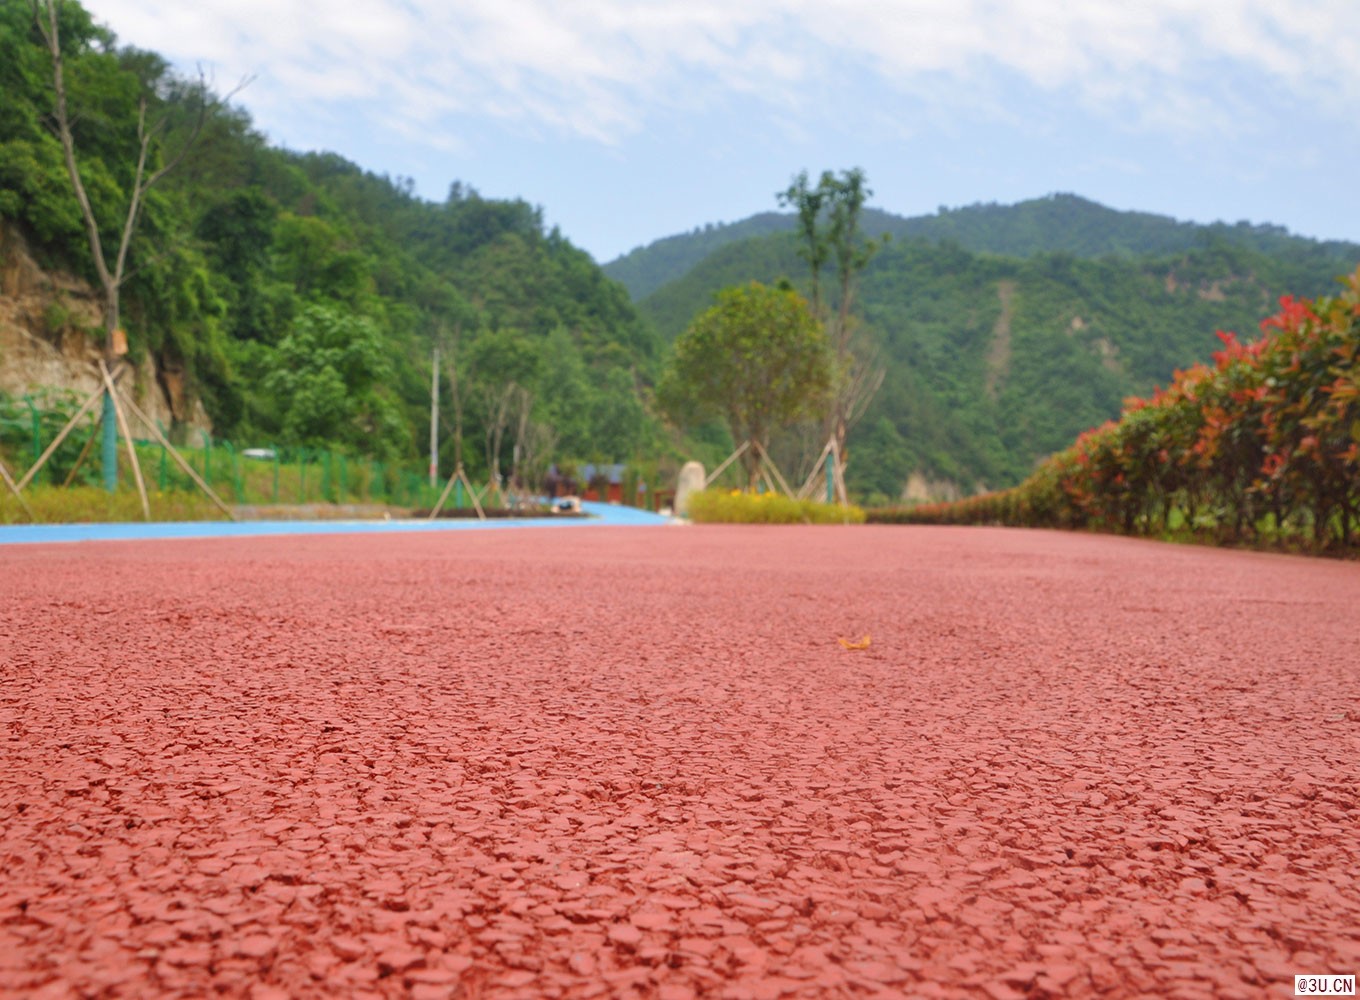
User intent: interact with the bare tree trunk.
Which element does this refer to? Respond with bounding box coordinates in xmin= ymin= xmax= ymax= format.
xmin=742 ymin=427 xmax=764 ymax=493
xmin=828 ymin=337 xmax=885 ymax=497
xmin=35 ymin=0 xmax=121 ymax=488
xmin=446 ymin=327 xmax=465 ymax=471
xmin=483 ymin=382 xmax=525 ymax=493
xmin=769 ymin=419 xmax=824 ymax=489
xmin=428 ymin=345 xmax=439 ymax=487
xmin=511 ymin=385 xmax=532 ymax=494
xmin=513 ymin=412 xmax=555 ymax=505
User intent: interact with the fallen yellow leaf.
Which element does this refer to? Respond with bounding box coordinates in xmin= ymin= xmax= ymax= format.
xmin=837 ymin=634 xmax=871 ymax=650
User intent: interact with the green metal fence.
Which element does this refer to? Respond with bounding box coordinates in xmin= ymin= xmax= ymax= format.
xmin=0 ymin=392 xmax=445 ymax=510
xmin=140 ymin=439 xmax=446 ymax=509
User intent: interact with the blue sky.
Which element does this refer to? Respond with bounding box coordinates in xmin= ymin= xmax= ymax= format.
xmin=83 ymin=0 xmax=1360 ymax=264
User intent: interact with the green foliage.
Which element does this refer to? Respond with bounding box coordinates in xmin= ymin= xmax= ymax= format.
xmin=686 ymin=488 xmax=865 ymax=525
xmin=659 ymin=282 xmax=831 ymax=489
xmin=588 ymin=367 xmax=650 ymax=460
xmin=0 ymin=0 xmax=118 ymax=259
xmin=468 ymin=327 xmax=540 ymax=387
xmin=259 ymin=304 xmax=404 ymax=456
xmin=779 ymin=167 xmax=886 ymax=319
xmin=849 ymin=417 xmax=913 ymax=501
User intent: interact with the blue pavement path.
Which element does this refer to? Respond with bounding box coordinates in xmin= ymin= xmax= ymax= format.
xmin=0 ymin=502 xmax=669 ymax=546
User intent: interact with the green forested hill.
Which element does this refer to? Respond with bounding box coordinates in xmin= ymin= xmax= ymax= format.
xmin=0 ymin=0 xmax=661 ymax=478
xmin=636 ymin=226 xmax=1360 ymax=500
xmin=606 ymin=194 xmax=1359 ymax=302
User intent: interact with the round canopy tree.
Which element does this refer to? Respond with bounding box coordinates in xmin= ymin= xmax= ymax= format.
xmin=660 ymin=281 xmax=832 ymax=491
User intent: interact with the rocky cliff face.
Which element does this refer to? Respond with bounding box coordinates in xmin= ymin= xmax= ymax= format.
xmin=0 ymin=222 xmax=210 ymax=440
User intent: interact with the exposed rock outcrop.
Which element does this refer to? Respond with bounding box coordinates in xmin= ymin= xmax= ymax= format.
xmin=0 ymin=222 xmax=210 ymax=437
xmin=902 ymin=472 xmax=965 ymax=504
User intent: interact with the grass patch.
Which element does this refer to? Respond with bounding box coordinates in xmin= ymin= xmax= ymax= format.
xmin=687 ymin=489 xmax=865 ymax=525
xmin=0 ymin=485 xmax=221 ymax=524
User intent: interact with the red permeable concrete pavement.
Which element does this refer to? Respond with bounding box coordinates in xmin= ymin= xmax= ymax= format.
xmin=2 ymin=525 xmax=1358 ymax=1000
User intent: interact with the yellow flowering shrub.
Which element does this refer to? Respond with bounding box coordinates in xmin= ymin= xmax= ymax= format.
xmin=685 ymin=488 xmax=865 ymax=524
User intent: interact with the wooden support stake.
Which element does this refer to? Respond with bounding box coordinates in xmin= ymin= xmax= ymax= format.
xmin=484 ymin=478 xmax=506 ymax=511
xmin=463 ymin=468 xmax=486 ymax=520
xmin=16 ymin=377 xmax=109 ymax=491
xmin=830 ymin=438 xmax=849 ymax=507
xmin=753 ymin=440 xmax=795 ymax=497
xmin=797 ymin=438 xmax=836 ymax=500
xmin=0 ymin=458 xmax=35 ymax=520
xmin=704 ymin=440 xmax=750 ymax=488
xmin=428 ymin=464 xmax=459 ymax=519
xmin=100 ymin=361 xmax=150 ymax=520
xmin=429 ymin=463 xmax=486 ymax=521
xmin=61 ymin=420 xmax=101 ymax=488
xmin=115 ymin=386 xmax=236 ymax=520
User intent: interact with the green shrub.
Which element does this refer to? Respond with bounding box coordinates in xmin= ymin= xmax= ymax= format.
xmin=686 ymin=488 xmax=865 ymax=525
xmin=42 ymin=300 xmax=72 ymax=336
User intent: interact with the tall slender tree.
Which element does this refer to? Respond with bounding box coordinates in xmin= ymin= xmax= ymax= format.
xmin=778 ymin=168 xmax=887 ymax=496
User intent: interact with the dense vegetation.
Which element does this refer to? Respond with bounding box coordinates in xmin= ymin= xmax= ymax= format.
xmin=878 ymin=272 xmax=1360 ymax=552
xmin=0 ymin=0 xmax=662 ymax=484
xmin=630 ymin=206 xmax=1359 ymax=501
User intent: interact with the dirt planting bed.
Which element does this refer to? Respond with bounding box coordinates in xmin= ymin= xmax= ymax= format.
xmin=1 ymin=524 xmax=1357 ymax=998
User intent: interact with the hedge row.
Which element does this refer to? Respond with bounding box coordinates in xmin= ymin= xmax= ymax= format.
xmin=874 ymin=269 xmax=1360 ymax=550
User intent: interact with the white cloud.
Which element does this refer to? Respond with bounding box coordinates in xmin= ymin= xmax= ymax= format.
xmin=82 ymin=0 xmax=1360 ymax=148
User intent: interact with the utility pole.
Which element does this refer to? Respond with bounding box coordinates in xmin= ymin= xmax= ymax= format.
xmin=429 ymin=344 xmax=440 ymax=487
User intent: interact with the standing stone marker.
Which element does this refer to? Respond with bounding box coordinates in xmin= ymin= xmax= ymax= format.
xmin=675 ymin=461 xmax=706 ymax=517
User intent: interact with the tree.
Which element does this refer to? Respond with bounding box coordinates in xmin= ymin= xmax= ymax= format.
xmin=778 ymin=168 xmax=887 ymax=495
xmin=480 ymin=381 xmax=527 ymax=491
xmin=659 ymin=282 xmax=832 ymax=491
xmin=260 ymin=304 xmax=406 ymax=457
xmin=441 ymin=323 xmax=470 ymax=474
xmin=30 ymin=0 xmax=241 ymax=489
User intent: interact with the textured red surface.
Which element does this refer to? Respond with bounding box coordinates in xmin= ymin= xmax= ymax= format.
xmin=2 ymin=525 xmax=1358 ymax=999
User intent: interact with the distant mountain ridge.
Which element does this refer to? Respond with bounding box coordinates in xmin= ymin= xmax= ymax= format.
xmin=604 ymin=212 xmax=795 ymax=300
xmin=604 ymin=193 xmax=1360 ymax=300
